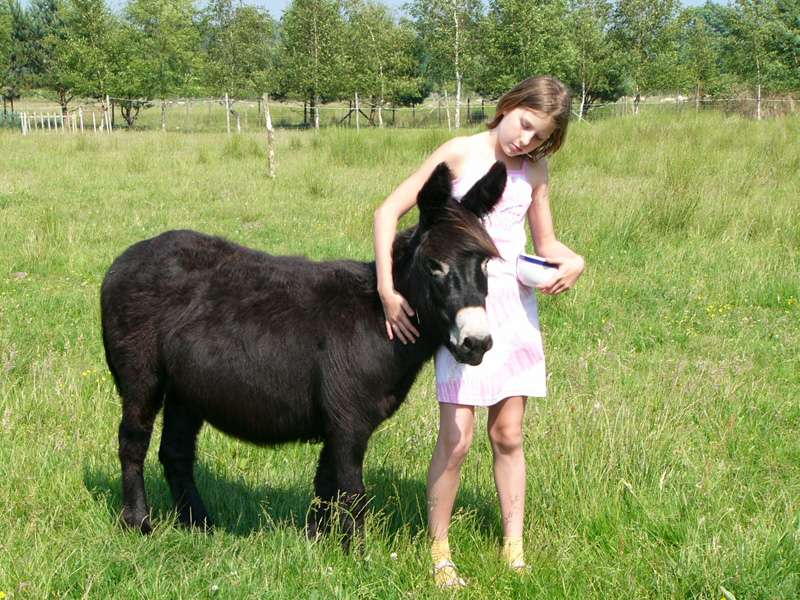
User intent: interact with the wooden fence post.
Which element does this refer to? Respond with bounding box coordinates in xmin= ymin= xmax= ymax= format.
xmin=225 ymin=93 xmax=231 ymax=135
xmin=355 ymin=92 xmax=360 ymax=132
xmin=263 ymin=94 xmax=275 ymax=179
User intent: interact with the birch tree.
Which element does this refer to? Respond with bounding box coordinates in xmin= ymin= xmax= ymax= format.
xmin=676 ymin=9 xmax=720 ymax=106
xmin=341 ymin=0 xmax=417 ymax=126
xmin=565 ymin=0 xmax=624 ymax=118
xmin=55 ymin=0 xmax=118 ymax=101
xmin=203 ymin=0 xmax=275 ymax=98
xmin=729 ymin=0 xmax=795 ymax=116
xmin=279 ymin=0 xmax=345 ymax=129
xmin=123 ymin=0 xmax=201 ymax=128
xmin=610 ymin=0 xmax=679 ymax=111
xmin=477 ymin=0 xmax=572 ymax=98
xmin=407 ymin=0 xmax=482 ymax=128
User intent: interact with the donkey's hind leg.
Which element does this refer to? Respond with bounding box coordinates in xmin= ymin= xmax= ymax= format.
xmin=118 ymin=371 xmax=164 ymax=534
xmin=159 ymin=394 xmax=211 ymax=530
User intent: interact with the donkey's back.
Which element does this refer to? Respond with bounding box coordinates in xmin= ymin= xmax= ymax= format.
xmin=101 ymin=230 xmax=389 ymax=445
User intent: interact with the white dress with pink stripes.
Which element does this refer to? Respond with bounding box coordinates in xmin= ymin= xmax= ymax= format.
xmin=435 ymin=159 xmax=547 ymax=405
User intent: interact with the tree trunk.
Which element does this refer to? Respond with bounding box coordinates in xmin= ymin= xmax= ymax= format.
xmin=314 ymin=94 xmax=320 ymax=130
xmin=225 ymin=93 xmax=231 ymax=134
xmin=453 ymin=5 xmax=461 ymax=129
xmin=579 ymin=80 xmax=586 ymax=121
xmin=755 ymin=57 xmax=762 ymax=120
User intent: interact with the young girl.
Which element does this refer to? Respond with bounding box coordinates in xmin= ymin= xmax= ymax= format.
xmin=373 ymin=76 xmax=585 ymax=587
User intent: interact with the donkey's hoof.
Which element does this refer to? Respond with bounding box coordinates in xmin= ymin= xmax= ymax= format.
xmin=122 ymin=508 xmax=152 ymax=534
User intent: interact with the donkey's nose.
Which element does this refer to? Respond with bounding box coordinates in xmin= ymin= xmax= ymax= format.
xmin=463 ymin=335 xmax=492 ymax=354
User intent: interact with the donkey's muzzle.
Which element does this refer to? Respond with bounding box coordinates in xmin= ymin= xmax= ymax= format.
xmin=455 ymin=334 xmax=493 ymax=365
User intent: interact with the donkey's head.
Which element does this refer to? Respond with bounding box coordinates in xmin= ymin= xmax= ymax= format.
xmin=393 ymin=161 xmax=507 ymax=365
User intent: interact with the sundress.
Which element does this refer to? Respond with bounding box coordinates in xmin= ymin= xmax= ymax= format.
xmin=434 ymin=157 xmax=547 ymax=405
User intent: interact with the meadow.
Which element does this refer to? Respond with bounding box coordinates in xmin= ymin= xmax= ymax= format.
xmin=1 ymin=111 xmax=799 ymax=598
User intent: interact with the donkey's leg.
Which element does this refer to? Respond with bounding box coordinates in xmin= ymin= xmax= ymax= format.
xmin=118 ymin=372 xmax=163 ymax=534
xmin=158 ymin=395 xmax=211 ymax=530
xmin=307 ymin=443 xmax=336 ymax=540
xmin=330 ymin=432 xmax=370 ymax=552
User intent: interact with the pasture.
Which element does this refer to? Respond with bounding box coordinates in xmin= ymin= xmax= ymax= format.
xmin=1 ymin=112 xmax=799 ymax=598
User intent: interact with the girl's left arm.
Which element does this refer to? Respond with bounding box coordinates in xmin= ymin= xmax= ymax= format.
xmin=527 ymin=159 xmax=585 ymax=295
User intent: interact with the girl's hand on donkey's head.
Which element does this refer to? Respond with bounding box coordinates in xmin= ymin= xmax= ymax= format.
xmin=380 ymin=289 xmax=419 ymax=344
xmin=536 ymin=255 xmax=585 ymax=296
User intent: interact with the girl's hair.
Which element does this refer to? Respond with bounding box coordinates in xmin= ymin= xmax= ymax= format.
xmin=487 ymin=76 xmax=571 ymax=163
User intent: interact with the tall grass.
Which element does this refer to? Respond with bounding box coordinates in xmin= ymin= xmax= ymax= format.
xmin=1 ymin=111 xmax=798 ymax=598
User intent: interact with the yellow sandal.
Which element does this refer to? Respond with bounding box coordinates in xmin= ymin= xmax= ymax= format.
xmin=433 ymin=559 xmax=467 ymax=589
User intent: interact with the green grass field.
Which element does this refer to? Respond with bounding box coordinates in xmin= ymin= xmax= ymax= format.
xmin=1 ymin=111 xmax=799 ymax=598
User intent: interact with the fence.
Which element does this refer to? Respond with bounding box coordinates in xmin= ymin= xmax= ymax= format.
xmin=10 ymin=94 xmax=797 ymax=135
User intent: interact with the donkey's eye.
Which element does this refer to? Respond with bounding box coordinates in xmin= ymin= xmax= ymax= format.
xmin=481 ymin=258 xmax=489 ymax=275
xmin=427 ymin=259 xmax=450 ymax=278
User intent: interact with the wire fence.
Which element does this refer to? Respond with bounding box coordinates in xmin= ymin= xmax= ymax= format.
xmin=7 ymin=94 xmax=797 ymax=135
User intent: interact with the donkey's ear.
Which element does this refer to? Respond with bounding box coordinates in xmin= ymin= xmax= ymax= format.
xmin=417 ymin=162 xmax=453 ymax=229
xmin=459 ymin=161 xmax=507 ymax=219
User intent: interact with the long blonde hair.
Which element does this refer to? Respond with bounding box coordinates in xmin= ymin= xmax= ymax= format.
xmin=487 ymin=76 xmax=571 ymax=163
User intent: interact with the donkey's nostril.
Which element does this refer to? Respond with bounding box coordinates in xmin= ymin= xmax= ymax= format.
xmin=464 ymin=336 xmax=492 ymax=353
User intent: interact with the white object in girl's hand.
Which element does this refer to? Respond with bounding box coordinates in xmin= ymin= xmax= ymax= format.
xmin=516 ymin=254 xmax=558 ymax=287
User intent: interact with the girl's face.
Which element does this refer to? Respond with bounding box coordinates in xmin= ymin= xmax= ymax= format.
xmin=495 ymin=107 xmax=556 ymax=158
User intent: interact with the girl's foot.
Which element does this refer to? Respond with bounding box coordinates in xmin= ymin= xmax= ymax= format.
xmin=433 ymin=559 xmax=467 ymax=589
xmin=508 ymin=558 xmax=528 ymax=573
xmin=502 ymin=536 xmax=526 ymax=573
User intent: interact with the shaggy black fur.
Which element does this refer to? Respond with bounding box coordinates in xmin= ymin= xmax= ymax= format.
xmin=100 ymin=161 xmax=507 ymax=547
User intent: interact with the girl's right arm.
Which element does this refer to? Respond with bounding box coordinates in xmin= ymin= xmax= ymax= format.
xmin=374 ymin=137 xmax=468 ymax=343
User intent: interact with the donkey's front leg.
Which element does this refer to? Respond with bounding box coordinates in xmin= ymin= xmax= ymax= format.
xmin=307 ymin=444 xmax=336 ymax=540
xmin=330 ymin=433 xmax=369 ymax=553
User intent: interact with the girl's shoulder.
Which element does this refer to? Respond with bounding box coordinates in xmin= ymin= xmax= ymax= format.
xmin=432 ymin=135 xmax=480 ymax=180
xmin=524 ymin=156 xmax=549 ymax=187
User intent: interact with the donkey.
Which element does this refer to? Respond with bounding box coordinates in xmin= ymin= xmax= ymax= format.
xmin=100 ymin=161 xmax=507 ymax=546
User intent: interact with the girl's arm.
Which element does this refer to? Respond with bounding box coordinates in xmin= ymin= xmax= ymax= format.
xmin=374 ymin=137 xmax=468 ymax=342
xmin=526 ymin=159 xmax=585 ymax=295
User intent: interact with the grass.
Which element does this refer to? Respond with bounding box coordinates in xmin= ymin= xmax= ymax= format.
xmin=1 ymin=111 xmax=799 ymax=598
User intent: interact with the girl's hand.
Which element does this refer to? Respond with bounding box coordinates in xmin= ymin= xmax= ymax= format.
xmin=537 ymin=255 xmax=585 ymax=295
xmin=379 ymin=287 xmax=419 ymax=344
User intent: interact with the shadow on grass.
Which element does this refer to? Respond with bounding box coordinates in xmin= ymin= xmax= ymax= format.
xmin=83 ymin=457 xmax=501 ymax=541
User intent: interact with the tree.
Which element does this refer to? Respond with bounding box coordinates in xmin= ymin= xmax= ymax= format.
xmin=676 ymin=8 xmax=721 ymax=106
xmin=728 ymin=0 xmax=785 ymax=118
xmin=407 ymin=0 xmax=483 ymax=127
xmin=55 ymin=0 xmax=119 ymax=102
xmin=202 ymin=0 xmax=276 ymax=98
xmin=565 ymin=0 xmax=626 ymax=118
xmin=341 ymin=0 xmax=419 ymax=125
xmin=610 ymin=0 xmax=679 ymax=108
xmin=771 ymin=0 xmax=800 ymax=89
xmin=476 ymin=0 xmax=572 ymax=99
xmin=122 ymin=0 xmax=202 ymax=128
xmin=1 ymin=0 xmax=29 ymax=112
xmin=278 ymin=0 xmax=346 ymax=128
xmin=26 ymin=0 xmax=76 ymax=114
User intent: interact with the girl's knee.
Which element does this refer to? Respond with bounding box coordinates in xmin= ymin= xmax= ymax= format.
xmin=438 ymin=427 xmax=473 ymax=466
xmin=489 ymin=424 xmax=523 ymax=455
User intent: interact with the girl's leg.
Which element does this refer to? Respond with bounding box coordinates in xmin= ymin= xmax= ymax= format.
xmin=487 ymin=396 xmax=527 ymax=567
xmin=427 ymin=403 xmax=475 ymax=586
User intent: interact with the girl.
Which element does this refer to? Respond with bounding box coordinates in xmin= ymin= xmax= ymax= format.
xmin=373 ymin=76 xmax=585 ymax=587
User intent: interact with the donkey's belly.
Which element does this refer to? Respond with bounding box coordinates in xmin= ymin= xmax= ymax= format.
xmin=166 ymin=349 xmax=322 ymax=445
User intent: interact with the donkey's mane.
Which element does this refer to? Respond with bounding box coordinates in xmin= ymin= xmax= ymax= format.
xmin=392 ymin=200 xmax=500 ymax=267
